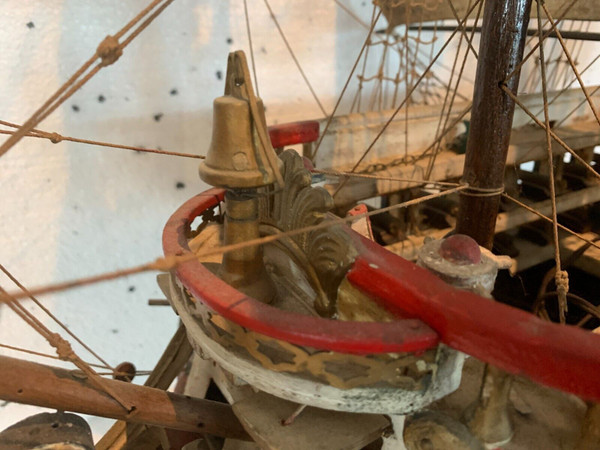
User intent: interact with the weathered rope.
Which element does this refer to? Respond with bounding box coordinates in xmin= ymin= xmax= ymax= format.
xmin=0 ymin=263 xmax=115 ymax=371
xmin=0 ymin=0 xmax=175 ymax=159
xmin=459 ymin=185 xmax=505 ymax=197
xmin=2 ymin=185 xmax=468 ymax=303
xmin=0 ymin=120 xmax=203 ymax=159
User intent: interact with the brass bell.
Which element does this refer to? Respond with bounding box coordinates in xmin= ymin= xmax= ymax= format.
xmin=199 ymin=94 xmax=279 ymax=189
xmin=197 ymin=50 xmax=278 ymax=304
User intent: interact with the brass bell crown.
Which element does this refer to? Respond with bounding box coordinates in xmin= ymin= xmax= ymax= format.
xmin=199 ymin=51 xmax=282 ymax=189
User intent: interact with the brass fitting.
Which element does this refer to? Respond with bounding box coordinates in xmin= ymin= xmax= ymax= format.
xmin=220 ymin=190 xmax=274 ymax=302
xmin=198 ymin=51 xmax=278 ymax=303
xmin=199 ymin=95 xmax=278 ymax=189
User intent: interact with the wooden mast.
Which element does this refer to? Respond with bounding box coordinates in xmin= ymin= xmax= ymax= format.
xmin=454 ymin=2 xmax=533 ymax=445
xmin=456 ymin=0 xmax=533 ymax=249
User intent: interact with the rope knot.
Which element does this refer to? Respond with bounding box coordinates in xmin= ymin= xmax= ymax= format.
xmin=555 ymin=269 xmax=569 ymax=295
xmin=97 ymin=35 xmax=122 ymax=67
xmin=49 ymin=132 xmax=62 ymax=144
xmin=555 ymin=269 xmax=569 ymax=323
xmin=50 ymin=333 xmax=76 ymax=361
xmin=461 ymin=184 xmax=505 ymax=197
xmin=151 ymin=255 xmax=179 ymax=272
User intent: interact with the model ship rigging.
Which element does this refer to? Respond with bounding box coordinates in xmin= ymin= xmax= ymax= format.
xmin=1 ymin=0 xmax=600 ymax=448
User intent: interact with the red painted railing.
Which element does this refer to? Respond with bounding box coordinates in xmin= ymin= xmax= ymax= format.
xmin=163 ymin=191 xmax=600 ymax=402
xmin=267 ymin=120 xmax=320 ymax=148
xmin=165 ymin=122 xmax=600 ymax=402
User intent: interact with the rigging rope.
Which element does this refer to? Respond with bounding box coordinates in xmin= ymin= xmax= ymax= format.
xmin=0 ymin=0 xmax=175 ymax=160
xmin=536 ymin=0 xmax=568 ymax=323
xmin=263 ymin=0 xmax=327 ymax=117
xmin=332 ymin=0 xmax=483 ymax=198
xmin=0 ymin=120 xmax=203 ymax=159
xmin=0 ymin=286 xmax=134 ymax=412
xmin=0 ymin=263 xmax=115 ymax=372
xmin=1 ymin=185 xmax=469 ymax=303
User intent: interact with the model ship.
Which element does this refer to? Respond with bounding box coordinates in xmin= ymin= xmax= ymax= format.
xmin=1 ymin=0 xmax=600 ymax=449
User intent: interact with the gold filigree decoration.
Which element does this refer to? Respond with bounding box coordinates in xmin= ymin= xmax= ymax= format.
xmin=187 ymin=295 xmax=438 ymax=391
xmin=259 ymin=149 xmax=357 ymax=316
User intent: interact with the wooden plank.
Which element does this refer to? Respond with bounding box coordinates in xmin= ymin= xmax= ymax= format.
xmin=386 ymin=186 xmax=600 ymax=261
xmin=0 ymin=355 xmax=250 ymax=441
xmin=96 ymin=322 xmax=194 ymax=449
xmin=315 ymin=87 xmax=599 ymax=173
xmin=382 ymin=0 xmax=599 ymax=26
xmin=232 ymin=391 xmax=389 ymax=450
xmin=496 ymin=186 xmax=600 ymax=232
xmin=211 ymin=364 xmax=257 ymax=406
xmin=509 ymin=231 xmax=600 ymax=275
xmin=326 ymin=119 xmax=600 ymax=206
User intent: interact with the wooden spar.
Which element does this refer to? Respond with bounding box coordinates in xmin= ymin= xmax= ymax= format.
xmin=382 ymin=0 xmax=599 ymax=26
xmin=0 ymin=355 xmax=251 ymax=441
xmin=408 ymin=25 xmax=600 ymax=42
xmin=456 ymin=0 xmax=533 ymax=249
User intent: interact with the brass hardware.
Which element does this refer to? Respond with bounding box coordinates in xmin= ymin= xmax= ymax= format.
xmin=199 ymin=51 xmax=282 ymax=189
xmin=200 ymin=96 xmax=276 ymax=189
xmin=221 ymin=190 xmax=274 ymax=302
xmin=198 ymin=51 xmax=280 ymax=303
xmin=189 ymin=293 xmax=437 ymax=391
xmin=258 ymin=149 xmax=357 ymax=316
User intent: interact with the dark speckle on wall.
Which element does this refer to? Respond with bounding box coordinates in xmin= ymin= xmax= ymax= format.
xmin=170 ymin=88 xmax=178 ymax=96
xmin=226 ymin=37 xmax=233 ymax=44
xmin=176 ymin=181 xmax=185 ymax=190
xmin=216 ymin=70 xmax=222 ymax=80
xmin=128 ymin=286 xmax=136 ymax=293
xmin=72 ymin=105 xmax=80 ymax=112
xmin=26 ymin=21 xmax=34 ymax=29
xmin=153 ymin=113 xmax=163 ymax=122
xmin=98 ymin=94 xmax=105 ymax=103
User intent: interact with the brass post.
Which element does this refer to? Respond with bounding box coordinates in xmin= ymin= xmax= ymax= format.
xmin=198 ymin=51 xmax=280 ymax=303
xmin=221 ymin=190 xmax=274 ymax=302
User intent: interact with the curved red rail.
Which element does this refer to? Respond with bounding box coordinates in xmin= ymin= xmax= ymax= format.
xmin=267 ymin=121 xmax=320 ymax=148
xmin=162 ymin=190 xmax=439 ymax=355
xmin=346 ymin=235 xmax=600 ymax=402
xmin=163 ymin=190 xmax=600 ymax=402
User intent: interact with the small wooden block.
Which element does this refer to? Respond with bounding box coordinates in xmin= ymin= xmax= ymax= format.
xmin=232 ymin=392 xmax=389 ymax=450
